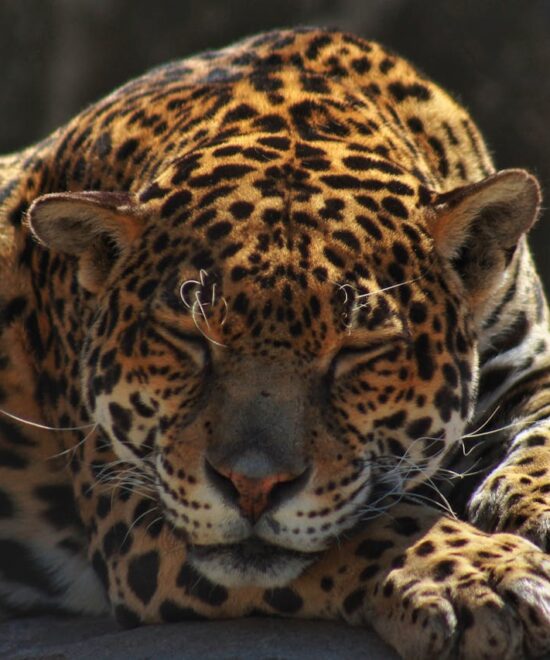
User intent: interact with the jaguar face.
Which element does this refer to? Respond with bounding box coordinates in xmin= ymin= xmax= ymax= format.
xmin=69 ymin=165 xmax=477 ymax=587
xmin=27 ymin=130 xmax=511 ymax=589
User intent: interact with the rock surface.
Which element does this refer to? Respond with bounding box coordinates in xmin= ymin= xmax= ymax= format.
xmin=0 ymin=616 xmax=399 ymax=659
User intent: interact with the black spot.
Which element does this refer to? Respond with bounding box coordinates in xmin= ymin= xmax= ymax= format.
xmin=428 ymin=136 xmax=449 ymax=177
xmin=382 ymin=579 xmax=394 ymax=598
xmin=193 ymin=210 xmax=217 ymax=231
xmin=356 ymin=538 xmax=394 ymax=560
xmin=129 ymin=392 xmax=156 ymax=418
xmin=434 ymin=384 xmax=460 ymax=423
xmin=415 ymin=540 xmax=435 ymax=556
xmin=375 ymin=410 xmax=406 ymax=430
xmin=319 ymin=198 xmax=344 ymax=221
xmin=253 ymin=114 xmax=288 ymax=133
xmin=312 ymin=267 xmax=328 ymax=283
xmin=233 ymin=292 xmax=250 ymax=315
xmin=442 ymin=364 xmax=458 ymax=388
xmin=205 ymin=221 xmax=232 ymax=242
xmin=161 ymin=190 xmax=192 ymax=218
xmin=406 ymin=417 xmax=432 ymax=440
xmin=382 ymin=196 xmax=408 ymax=219
xmin=320 ymin=576 xmax=334 ymax=592
xmin=351 ymin=56 xmax=371 ymax=74
xmin=414 ymin=333 xmax=435 ymax=380
xmin=103 ymin=522 xmax=133 ymax=559
xmin=434 ymin=559 xmax=456 ymax=581
xmin=391 ymin=554 xmax=406 ymax=569
xmin=109 ymin=402 xmax=132 ymax=433
xmin=177 ymin=563 xmax=228 ymax=606
xmin=409 ymin=302 xmax=427 ymax=324
xmin=343 ymin=588 xmax=365 ymax=615
xmin=96 ymin=495 xmax=112 ymax=519
xmin=323 ymin=247 xmax=345 ymax=268
xmin=321 ymin=174 xmax=362 ymax=190
xmin=250 ymin=71 xmax=283 ymax=93
xmin=9 ymin=201 xmax=29 ymax=227
xmin=229 ymin=201 xmax=254 ymax=219
xmin=388 ymin=82 xmax=431 ymax=102
xmin=223 ymin=103 xmax=258 ymax=123
xmin=139 ymin=182 xmax=169 ymax=202
xmin=36 ymin=370 xmax=62 ymax=409
xmin=310 ymin=295 xmax=321 ymax=318
xmin=25 ymin=311 xmax=45 ymax=360
xmin=392 ymin=517 xmax=420 ymax=536
xmin=360 ymin=564 xmax=380 ymax=581
xmin=34 ymin=484 xmax=80 ymax=529
xmin=407 ymin=117 xmax=423 ymax=133
xmin=153 ymin=232 xmax=170 ymax=253
xmin=379 ymin=58 xmax=395 ymax=74
xmin=147 ymin=516 xmax=164 ymax=538
xmin=198 ymin=185 xmax=235 ymax=208
xmin=392 ymin=242 xmax=409 ymax=265
xmin=263 ymin=587 xmax=303 ymax=614
xmin=356 ymin=215 xmax=382 ymax=240
xmin=0 ymin=447 xmax=28 ymax=469
xmin=305 ymin=34 xmax=332 ymax=60
xmin=1 ymin=296 xmax=27 ymax=325
xmin=301 ymin=73 xmax=330 ymax=94
xmin=116 ymin=138 xmax=139 ymax=161
xmin=190 ymin=164 xmax=255 ymax=188
xmin=388 ymin=438 xmax=405 ymax=457
xmin=231 ymin=266 xmax=248 ymax=281
xmin=127 ymin=551 xmax=159 ymax=605
xmin=526 ymin=435 xmax=546 ymax=447
xmin=344 ymin=156 xmax=401 ymax=175
xmin=191 ymin=249 xmax=214 ymax=270
xmin=332 ymin=230 xmax=360 ymax=252
xmin=259 ymin=136 xmax=290 ymax=150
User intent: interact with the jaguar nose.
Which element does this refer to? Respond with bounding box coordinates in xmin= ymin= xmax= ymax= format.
xmin=205 ymin=451 xmax=310 ymax=523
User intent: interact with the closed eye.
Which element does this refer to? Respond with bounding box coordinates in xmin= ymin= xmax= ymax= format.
xmin=149 ymin=319 xmax=210 ymax=368
xmin=331 ymin=335 xmax=408 ymax=380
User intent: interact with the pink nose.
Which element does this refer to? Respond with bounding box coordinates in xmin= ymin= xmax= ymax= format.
xmin=216 ymin=468 xmax=298 ymax=523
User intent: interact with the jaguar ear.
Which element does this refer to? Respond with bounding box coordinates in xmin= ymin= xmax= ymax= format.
xmin=429 ymin=169 xmax=541 ymax=305
xmin=28 ymin=191 xmax=144 ymax=293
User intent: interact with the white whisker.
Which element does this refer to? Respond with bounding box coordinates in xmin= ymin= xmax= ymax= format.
xmin=0 ymin=407 xmax=94 ymax=432
xmin=48 ymin=424 xmax=99 ymax=460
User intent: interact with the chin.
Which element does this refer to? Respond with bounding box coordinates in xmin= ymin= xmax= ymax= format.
xmin=187 ymin=538 xmax=321 ymax=588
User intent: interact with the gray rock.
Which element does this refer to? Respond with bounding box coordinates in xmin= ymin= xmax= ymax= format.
xmin=0 ymin=616 xmax=399 ymax=660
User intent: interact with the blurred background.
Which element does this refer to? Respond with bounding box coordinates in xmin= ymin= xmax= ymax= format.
xmin=1 ymin=0 xmax=548 ymax=285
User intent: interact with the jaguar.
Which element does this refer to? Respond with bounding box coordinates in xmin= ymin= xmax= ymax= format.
xmin=0 ymin=28 xmax=548 ymax=659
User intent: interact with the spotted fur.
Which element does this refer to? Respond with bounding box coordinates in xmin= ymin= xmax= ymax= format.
xmin=0 ymin=29 xmax=548 ymax=659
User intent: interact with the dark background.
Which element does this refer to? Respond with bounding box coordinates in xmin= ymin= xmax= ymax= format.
xmin=1 ymin=0 xmax=549 ymax=286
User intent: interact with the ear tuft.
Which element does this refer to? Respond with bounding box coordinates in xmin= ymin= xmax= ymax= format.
xmin=27 ymin=191 xmax=143 ymax=293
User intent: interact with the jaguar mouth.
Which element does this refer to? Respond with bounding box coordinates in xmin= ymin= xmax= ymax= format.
xmin=188 ymin=537 xmax=321 ymax=588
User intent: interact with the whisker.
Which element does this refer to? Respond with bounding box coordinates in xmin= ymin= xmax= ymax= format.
xmin=0 ymin=407 xmax=94 ymax=432
xmin=123 ymin=503 xmax=161 ymax=546
xmin=48 ymin=424 xmax=99 ymax=460
xmin=191 ymin=300 xmax=227 ymax=348
xmin=144 ymin=514 xmax=166 ymax=536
